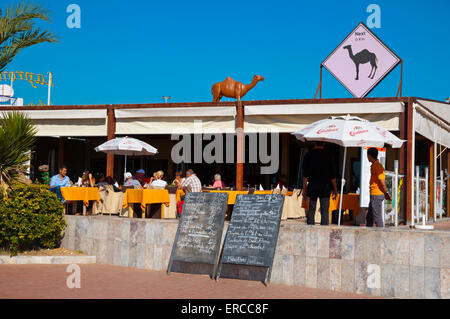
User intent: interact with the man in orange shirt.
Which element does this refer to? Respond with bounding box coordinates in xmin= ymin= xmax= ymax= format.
xmin=366 ymin=148 xmax=392 ymax=227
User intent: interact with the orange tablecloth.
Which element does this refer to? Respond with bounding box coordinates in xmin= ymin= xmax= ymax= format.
xmin=208 ymin=190 xmax=248 ymax=205
xmin=60 ymin=187 xmax=100 ymax=206
xmin=122 ymin=189 xmax=171 ymax=209
xmin=328 ymin=193 xmax=360 ymax=214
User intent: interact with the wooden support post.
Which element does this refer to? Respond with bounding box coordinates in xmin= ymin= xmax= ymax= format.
xmin=399 ymin=110 xmax=406 ymax=175
xmin=398 ymin=104 xmax=406 ymax=223
xmin=405 ymin=98 xmax=413 ymax=223
xmin=106 ymin=107 xmax=116 ymax=178
xmin=58 ymin=137 xmax=66 ymax=168
xmin=429 ymin=142 xmax=435 ymax=219
xmin=236 ymin=100 xmax=244 ymax=191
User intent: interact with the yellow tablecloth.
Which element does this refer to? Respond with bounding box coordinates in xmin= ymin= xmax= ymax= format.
xmin=328 ymin=193 xmax=360 ymax=215
xmin=60 ymin=187 xmax=100 ymax=207
xmin=122 ymin=189 xmax=171 ymax=209
xmin=208 ymin=190 xmax=248 ymax=205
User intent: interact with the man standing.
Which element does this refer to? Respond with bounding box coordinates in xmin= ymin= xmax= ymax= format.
xmin=180 ymin=169 xmax=202 ymax=193
xmin=302 ymin=142 xmax=338 ymax=225
xmin=366 ymin=148 xmax=392 ymax=227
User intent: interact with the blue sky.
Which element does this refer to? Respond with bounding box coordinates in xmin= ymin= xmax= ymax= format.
xmin=4 ymin=0 xmax=450 ymax=105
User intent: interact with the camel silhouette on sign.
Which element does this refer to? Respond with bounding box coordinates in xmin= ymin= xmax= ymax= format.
xmin=343 ymin=45 xmax=378 ymax=80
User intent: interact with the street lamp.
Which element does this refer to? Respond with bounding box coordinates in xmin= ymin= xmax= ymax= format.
xmin=162 ymin=96 xmax=172 ymax=103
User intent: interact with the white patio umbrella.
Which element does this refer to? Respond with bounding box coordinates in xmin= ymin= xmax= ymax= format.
xmin=95 ymin=137 xmax=158 ymax=178
xmin=292 ymin=114 xmax=404 ymax=226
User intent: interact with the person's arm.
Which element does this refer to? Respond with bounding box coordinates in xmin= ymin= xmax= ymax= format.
xmin=378 ymin=178 xmax=392 ymax=200
xmin=89 ymin=173 xmax=95 ymax=187
xmin=49 ymin=176 xmax=56 ymax=188
xmin=331 ymin=178 xmax=338 ymax=199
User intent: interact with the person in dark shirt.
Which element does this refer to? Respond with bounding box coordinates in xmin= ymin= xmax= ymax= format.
xmin=302 ymin=142 xmax=338 ymax=225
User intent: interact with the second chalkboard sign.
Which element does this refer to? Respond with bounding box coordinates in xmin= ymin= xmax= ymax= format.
xmin=167 ymin=192 xmax=228 ymax=277
xmin=216 ymin=194 xmax=284 ymax=285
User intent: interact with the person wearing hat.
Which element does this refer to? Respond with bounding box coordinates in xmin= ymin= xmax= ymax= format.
xmin=124 ymin=172 xmax=141 ymax=187
xmin=135 ymin=169 xmax=146 ymax=186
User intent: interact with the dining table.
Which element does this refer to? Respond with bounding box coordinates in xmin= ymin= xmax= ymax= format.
xmin=60 ymin=187 xmax=101 ymax=215
xmin=122 ymin=188 xmax=171 ymax=219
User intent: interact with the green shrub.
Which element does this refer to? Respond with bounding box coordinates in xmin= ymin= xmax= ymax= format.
xmin=0 ymin=183 xmax=66 ymax=256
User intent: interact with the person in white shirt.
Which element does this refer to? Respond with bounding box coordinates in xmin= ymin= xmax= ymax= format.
xmin=150 ymin=170 xmax=167 ymax=188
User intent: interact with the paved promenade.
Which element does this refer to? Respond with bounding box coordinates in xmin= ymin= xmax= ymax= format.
xmin=0 ymin=264 xmax=379 ymax=299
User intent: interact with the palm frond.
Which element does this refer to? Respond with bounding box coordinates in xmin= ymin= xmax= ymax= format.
xmin=0 ymin=1 xmax=57 ymax=72
xmin=0 ymin=111 xmax=37 ymax=192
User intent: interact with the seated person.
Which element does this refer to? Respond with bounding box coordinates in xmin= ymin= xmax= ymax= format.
xmin=210 ymin=174 xmax=225 ymax=189
xmin=173 ymin=171 xmax=185 ymax=186
xmin=106 ymin=176 xmax=121 ymax=192
xmin=180 ymin=169 xmax=202 ymax=193
xmin=150 ymin=170 xmax=167 ymax=188
xmin=124 ymin=172 xmax=141 ymax=187
xmin=135 ymin=169 xmax=146 ymax=186
xmin=78 ymin=169 xmax=95 ymax=187
xmin=49 ymin=165 xmax=71 ymax=201
xmin=96 ymin=174 xmax=108 ymax=187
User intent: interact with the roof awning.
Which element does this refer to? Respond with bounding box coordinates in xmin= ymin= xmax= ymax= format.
xmin=414 ymin=100 xmax=450 ymax=148
xmin=244 ymin=102 xmax=404 ymax=133
xmin=115 ymin=106 xmax=236 ymax=134
xmin=0 ymin=109 xmax=107 ymax=136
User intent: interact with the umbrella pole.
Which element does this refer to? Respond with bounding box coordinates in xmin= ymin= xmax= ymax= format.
xmin=124 ymin=154 xmax=127 ymax=179
xmin=338 ymin=147 xmax=347 ymax=226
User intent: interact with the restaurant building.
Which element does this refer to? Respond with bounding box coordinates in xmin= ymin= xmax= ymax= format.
xmin=0 ymin=96 xmax=449 ymax=224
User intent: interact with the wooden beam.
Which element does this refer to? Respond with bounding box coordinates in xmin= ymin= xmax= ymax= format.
xmin=236 ymin=100 xmax=244 ymax=190
xmin=106 ymin=107 xmax=116 ymax=178
xmin=429 ymin=142 xmax=435 ymax=219
xmin=405 ymin=98 xmax=413 ymax=223
xmin=0 ymin=96 xmax=412 ymax=112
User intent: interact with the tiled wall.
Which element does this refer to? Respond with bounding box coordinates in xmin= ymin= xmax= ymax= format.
xmin=61 ymin=216 xmax=450 ymax=299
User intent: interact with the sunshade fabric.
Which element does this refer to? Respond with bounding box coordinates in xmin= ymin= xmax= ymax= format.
xmin=95 ymin=137 xmax=158 ymax=156
xmin=115 ymin=107 xmax=237 ymax=134
xmin=0 ymin=109 xmax=107 ymax=136
xmin=292 ymin=114 xmax=404 ymax=148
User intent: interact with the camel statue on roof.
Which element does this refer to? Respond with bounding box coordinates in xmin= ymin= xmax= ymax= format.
xmin=211 ymin=75 xmax=264 ymax=102
xmin=343 ymin=45 xmax=378 ymax=80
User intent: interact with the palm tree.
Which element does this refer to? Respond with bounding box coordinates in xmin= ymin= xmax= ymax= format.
xmin=0 ymin=111 xmax=37 ymax=195
xmin=0 ymin=1 xmax=57 ymax=73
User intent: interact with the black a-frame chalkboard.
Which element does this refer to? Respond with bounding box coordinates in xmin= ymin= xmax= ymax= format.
xmin=216 ymin=194 xmax=284 ymax=285
xmin=167 ymin=192 xmax=228 ymax=278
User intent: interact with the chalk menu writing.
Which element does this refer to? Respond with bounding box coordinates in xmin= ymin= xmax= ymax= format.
xmin=220 ymin=194 xmax=284 ymax=267
xmin=171 ymin=192 xmax=228 ymax=265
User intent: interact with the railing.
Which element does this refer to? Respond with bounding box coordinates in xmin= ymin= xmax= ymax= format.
xmin=384 ymin=165 xmax=404 ymax=227
xmin=436 ymin=172 xmax=446 ymax=218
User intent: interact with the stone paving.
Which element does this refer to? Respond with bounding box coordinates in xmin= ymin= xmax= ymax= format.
xmin=0 ymin=264 xmax=381 ymax=299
